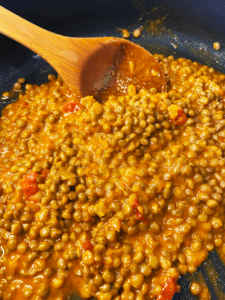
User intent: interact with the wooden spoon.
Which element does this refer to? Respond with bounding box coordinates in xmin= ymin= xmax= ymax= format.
xmin=0 ymin=6 xmax=167 ymax=101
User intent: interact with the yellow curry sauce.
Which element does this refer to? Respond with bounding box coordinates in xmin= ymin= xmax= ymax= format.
xmin=0 ymin=54 xmax=225 ymax=300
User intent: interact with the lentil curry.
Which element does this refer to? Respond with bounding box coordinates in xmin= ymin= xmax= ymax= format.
xmin=0 ymin=53 xmax=225 ymax=300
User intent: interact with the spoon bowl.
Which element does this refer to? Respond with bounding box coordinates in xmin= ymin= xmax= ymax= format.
xmin=0 ymin=6 xmax=167 ymax=101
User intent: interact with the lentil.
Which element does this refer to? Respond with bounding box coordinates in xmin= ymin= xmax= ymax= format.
xmin=133 ymin=28 xmax=142 ymax=38
xmin=213 ymin=42 xmax=221 ymax=50
xmin=121 ymin=29 xmax=130 ymax=39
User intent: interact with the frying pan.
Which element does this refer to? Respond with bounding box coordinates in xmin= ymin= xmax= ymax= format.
xmin=0 ymin=0 xmax=225 ymax=299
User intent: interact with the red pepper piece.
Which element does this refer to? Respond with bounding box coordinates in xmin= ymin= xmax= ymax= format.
xmin=157 ymin=277 xmax=176 ymax=300
xmin=82 ymin=241 xmax=93 ymax=251
xmin=62 ymin=101 xmax=81 ymax=114
xmin=21 ymin=172 xmax=39 ymax=198
xmin=131 ymin=199 xmax=148 ymax=223
xmin=171 ymin=109 xmax=187 ymax=125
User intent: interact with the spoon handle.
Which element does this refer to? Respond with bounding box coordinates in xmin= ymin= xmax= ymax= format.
xmin=0 ymin=6 xmax=63 ymax=61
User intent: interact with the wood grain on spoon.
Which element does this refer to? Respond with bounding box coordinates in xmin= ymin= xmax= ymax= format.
xmin=0 ymin=6 xmax=167 ymax=101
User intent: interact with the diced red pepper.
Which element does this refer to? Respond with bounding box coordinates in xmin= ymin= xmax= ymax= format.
xmin=157 ymin=277 xmax=176 ymax=300
xmin=131 ymin=199 xmax=148 ymax=223
xmin=82 ymin=241 xmax=93 ymax=251
xmin=171 ymin=109 xmax=187 ymax=125
xmin=21 ymin=172 xmax=39 ymax=199
xmin=61 ymin=101 xmax=81 ymax=114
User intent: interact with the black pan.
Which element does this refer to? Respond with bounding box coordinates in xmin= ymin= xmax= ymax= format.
xmin=0 ymin=0 xmax=225 ymax=299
